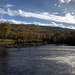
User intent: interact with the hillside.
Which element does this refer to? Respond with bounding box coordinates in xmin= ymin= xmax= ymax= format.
xmin=0 ymin=23 xmax=75 ymax=46
xmin=11 ymin=24 xmax=71 ymax=33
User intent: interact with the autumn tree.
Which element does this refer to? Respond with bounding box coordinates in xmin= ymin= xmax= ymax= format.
xmin=0 ymin=22 xmax=12 ymax=41
xmin=53 ymin=30 xmax=62 ymax=43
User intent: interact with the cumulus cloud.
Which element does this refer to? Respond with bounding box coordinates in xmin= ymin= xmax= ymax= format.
xmin=0 ymin=19 xmax=30 ymax=24
xmin=48 ymin=22 xmax=75 ymax=29
xmin=0 ymin=8 xmax=75 ymax=24
xmin=34 ymin=22 xmax=75 ymax=29
xmin=0 ymin=19 xmax=75 ymax=29
xmin=4 ymin=4 xmax=13 ymax=8
xmin=59 ymin=0 xmax=72 ymax=4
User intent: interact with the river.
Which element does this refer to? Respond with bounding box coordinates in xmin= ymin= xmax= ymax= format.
xmin=0 ymin=45 xmax=75 ymax=75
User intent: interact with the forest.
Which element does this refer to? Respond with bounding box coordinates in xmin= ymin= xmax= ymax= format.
xmin=0 ymin=22 xmax=75 ymax=45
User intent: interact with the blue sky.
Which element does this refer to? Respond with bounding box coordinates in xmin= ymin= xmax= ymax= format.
xmin=0 ymin=0 xmax=75 ymax=29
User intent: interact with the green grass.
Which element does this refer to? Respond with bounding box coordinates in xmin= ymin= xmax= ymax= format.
xmin=0 ymin=39 xmax=15 ymax=44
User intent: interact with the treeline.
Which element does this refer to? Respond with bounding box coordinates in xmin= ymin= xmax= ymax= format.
xmin=0 ymin=22 xmax=75 ymax=45
xmin=43 ymin=30 xmax=75 ymax=45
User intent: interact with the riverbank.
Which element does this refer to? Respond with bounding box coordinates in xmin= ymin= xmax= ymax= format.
xmin=0 ymin=42 xmax=46 ymax=49
xmin=0 ymin=42 xmax=74 ymax=50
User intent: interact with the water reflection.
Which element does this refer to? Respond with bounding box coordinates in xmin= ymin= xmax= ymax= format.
xmin=0 ymin=49 xmax=9 ymax=56
xmin=0 ymin=49 xmax=9 ymax=75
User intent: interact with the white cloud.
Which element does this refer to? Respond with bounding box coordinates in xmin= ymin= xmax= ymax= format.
xmin=4 ymin=4 xmax=13 ymax=8
xmin=0 ymin=19 xmax=75 ymax=29
xmin=49 ymin=22 xmax=75 ymax=29
xmin=72 ymin=12 xmax=75 ymax=15
xmin=54 ymin=4 xmax=57 ymax=6
xmin=42 ymin=12 xmax=49 ymax=15
xmin=59 ymin=0 xmax=72 ymax=4
xmin=0 ymin=8 xmax=7 ymax=14
xmin=0 ymin=8 xmax=75 ymax=24
xmin=52 ymin=12 xmax=59 ymax=15
xmin=65 ymin=13 xmax=74 ymax=18
xmin=58 ymin=5 xmax=61 ymax=7
xmin=0 ymin=19 xmax=30 ymax=24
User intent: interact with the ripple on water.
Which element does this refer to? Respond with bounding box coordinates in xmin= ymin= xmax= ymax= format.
xmin=0 ymin=45 xmax=75 ymax=75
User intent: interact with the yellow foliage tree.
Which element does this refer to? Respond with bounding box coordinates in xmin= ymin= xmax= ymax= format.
xmin=0 ymin=22 xmax=12 ymax=41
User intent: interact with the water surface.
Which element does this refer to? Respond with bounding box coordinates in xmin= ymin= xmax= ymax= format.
xmin=0 ymin=45 xmax=75 ymax=75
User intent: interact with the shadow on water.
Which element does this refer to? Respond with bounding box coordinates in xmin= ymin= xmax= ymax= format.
xmin=0 ymin=49 xmax=9 ymax=56
xmin=0 ymin=49 xmax=10 ymax=75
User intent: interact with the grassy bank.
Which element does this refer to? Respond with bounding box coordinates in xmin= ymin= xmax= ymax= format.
xmin=0 ymin=39 xmax=15 ymax=44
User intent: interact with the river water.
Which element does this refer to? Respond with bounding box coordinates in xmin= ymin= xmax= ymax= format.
xmin=0 ymin=45 xmax=75 ymax=75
